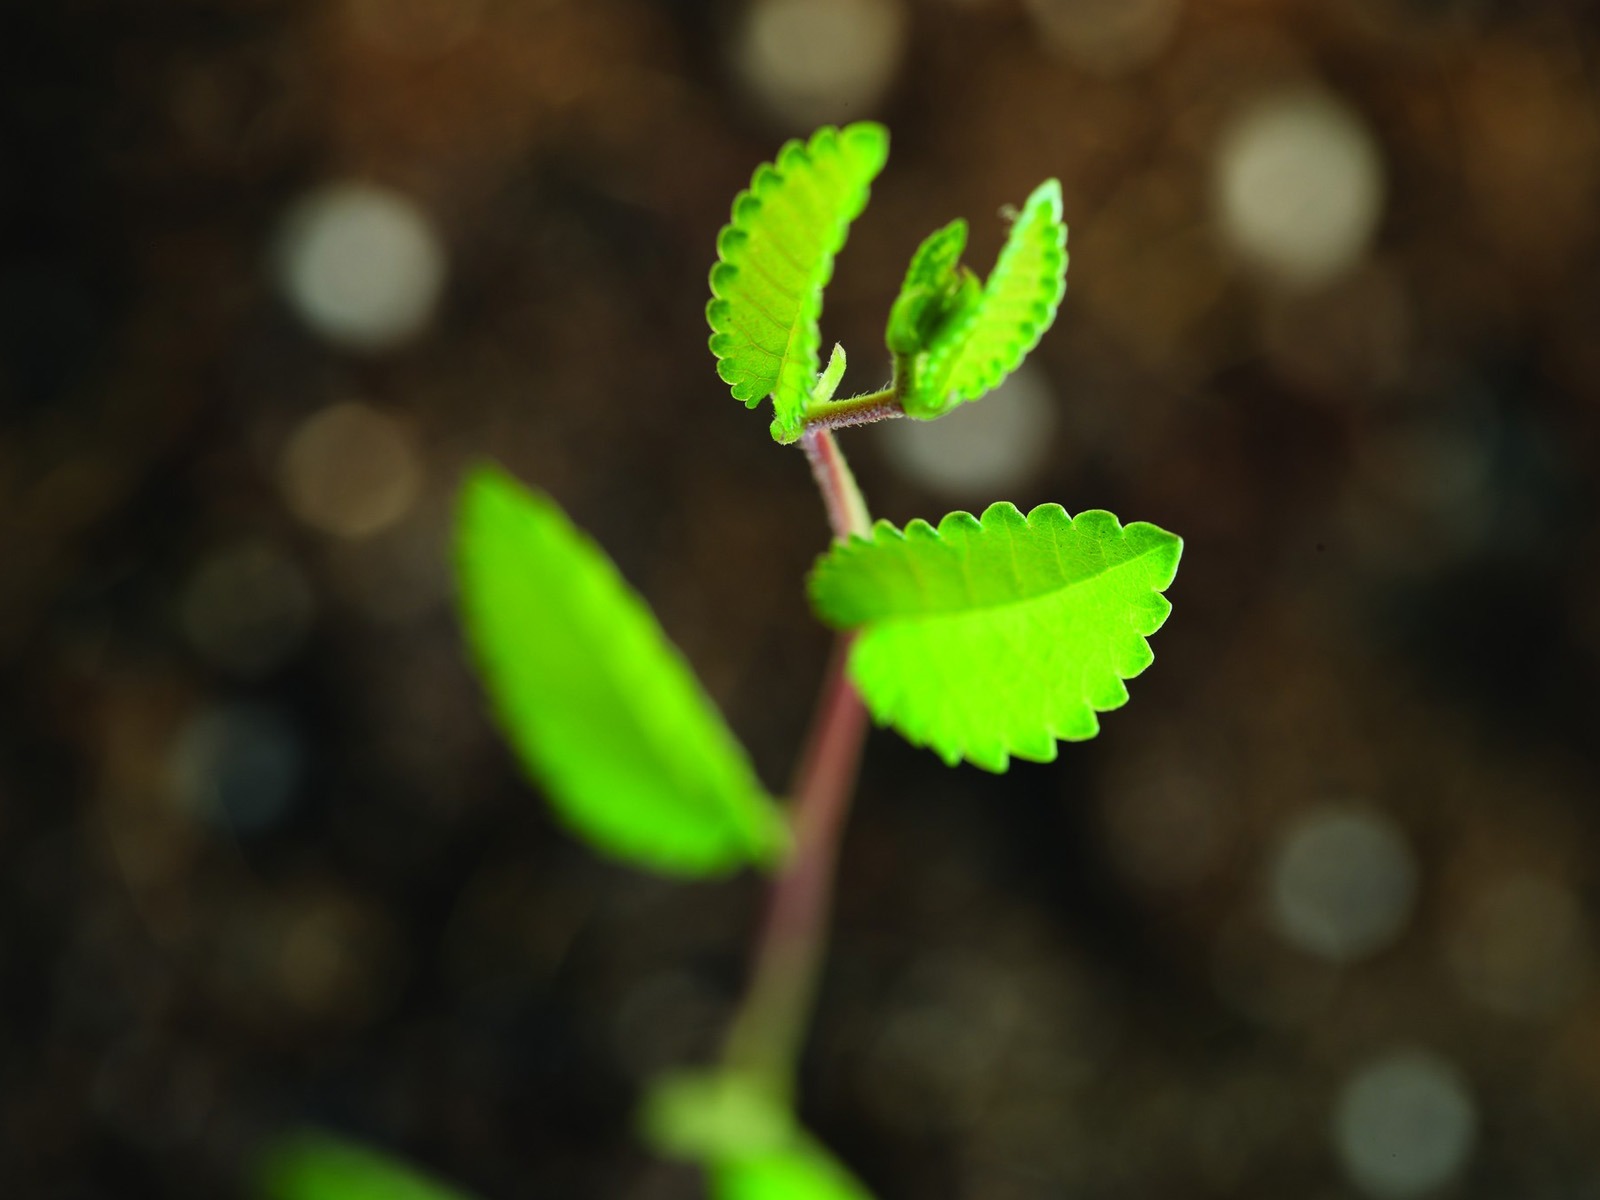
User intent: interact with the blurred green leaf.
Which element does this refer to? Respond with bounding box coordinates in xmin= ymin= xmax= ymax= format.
xmin=894 ymin=181 xmax=1068 ymax=418
xmin=643 ymin=1071 xmax=875 ymax=1200
xmin=711 ymin=1143 xmax=876 ymax=1200
xmin=707 ymin=123 xmax=889 ymax=444
xmin=642 ymin=1070 xmax=793 ymax=1162
xmin=455 ymin=466 xmax=789 ymax=876
xmin=809 ymin=502 xmax=1181 ymax=771
xmin=257 ymin=1130 xmax=478 ymax=1200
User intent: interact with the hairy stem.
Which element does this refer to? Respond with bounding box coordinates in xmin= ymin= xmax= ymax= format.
xmin=802 ymin=386 xmax=903 ymax=434
xmin=723 ymin=430 xmax=872 ymax=1101
xmin=799 ymin=427 xmax=872 ymax=544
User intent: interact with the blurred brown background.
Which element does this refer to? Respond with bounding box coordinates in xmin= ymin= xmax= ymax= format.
xmin=4 ymin=0 xmax=1600 ymax=1196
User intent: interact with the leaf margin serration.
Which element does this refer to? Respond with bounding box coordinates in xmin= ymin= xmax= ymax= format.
xmin=899 ymin=179 xmax=1069 ymax=418
xmin=706 ymin=122 xmax=890 ymax=444
xmin=808 ymin=500 xmax=1180 ymax=771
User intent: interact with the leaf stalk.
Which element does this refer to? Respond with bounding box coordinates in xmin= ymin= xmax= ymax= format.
xmin=801 ymin=387 xmax=902 ymax=434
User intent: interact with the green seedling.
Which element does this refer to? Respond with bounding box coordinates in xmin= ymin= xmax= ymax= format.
xmin=265 ymin=122 xmax=1182 ymax=1200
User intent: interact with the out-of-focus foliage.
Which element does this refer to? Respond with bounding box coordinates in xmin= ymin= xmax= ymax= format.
xmin=644 ymin=1071 xmax=875 ymax=1200
xmin=257 ymin=1131 xmax=478 ymax=1200
xmin=710 ymin=1145 xmax=876 ymax=1200
xmin=455 ymin=466 xmax=787 ymax=876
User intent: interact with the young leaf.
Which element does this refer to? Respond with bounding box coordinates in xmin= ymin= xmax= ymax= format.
xmin=456 ymin=466 xmax=788 ymax=876
xmin=814 ymin=342 xmax=848 ymax=406
xmin=808 ymin=502 xmax=1180 ymax=772
xmin=257 ymin=1130 xmax=478 ymax=1200
xmin=707 ymin=123 xmax=889 ymax=444
xmin=884 ymin=219 xmax=982 ymax=403
xmin=894 ymin=180 xmax=1068 ymax=419
xmin=885 ymin=219 xmax=972 ymax=354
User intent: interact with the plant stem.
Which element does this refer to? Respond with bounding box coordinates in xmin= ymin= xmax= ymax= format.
xmin=723 ymin=429 xmax=872 ymax=1102
xmin=802 ymin=386 xmax=902 ymax=435
xmin=798 ymin=427 xmax=872 ymax=544
xmin=722 ymin=634 xmax=868 ymax=1100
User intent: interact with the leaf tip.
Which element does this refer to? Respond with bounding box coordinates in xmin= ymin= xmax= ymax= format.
xmin=840 ymin=119 xmax=890 ymax=167
xmin=456 ymin=460 xmax=533 ymax=537
xmin=1028 ymin=177 xmax=1064 ymax=218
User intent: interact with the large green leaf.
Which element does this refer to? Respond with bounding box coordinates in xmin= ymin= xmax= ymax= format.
xmin=455 ymin=466 xmax=788 ymax=876
xmin=257 ymin=1130 xmax=478 ymax=1200
xmin=707 ymin=123 xmax=889 ymax=444
xmin=892 ymin=180 xmax=1068 ymax=419
xmin=809 ymin=502 xmax=1180 ymax=771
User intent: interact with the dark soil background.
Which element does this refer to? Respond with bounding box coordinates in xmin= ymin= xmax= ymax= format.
xmin=5 ymin=0 xmax=1600 ymax=1196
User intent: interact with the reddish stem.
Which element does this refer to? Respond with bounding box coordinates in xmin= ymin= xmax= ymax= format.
xmin=723 ymin=429 xmax=872 ymax=1099
xmin=722 ymin=635 xmax=868 ymax=1097
xmin=799 ymin=427 xmax=871 ymax=543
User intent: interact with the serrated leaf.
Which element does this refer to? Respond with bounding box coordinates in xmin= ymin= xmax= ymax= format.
xmin=455 ymin=466 xmax=788 ymax=876
xmin=896 ymin=180 xmax=1068 ymax=418
xmin=884 ymin=220 xmax=985 ymax=409
xmin=257 ymin=1130 xmax=478 ymax=1200
xmin=809 ymin=502 xmax=1180 ymax=771
xmin=707 ymin=123 xmax=889 ymax=444
xmin=885 ymin=219 xmax=972 ymax=356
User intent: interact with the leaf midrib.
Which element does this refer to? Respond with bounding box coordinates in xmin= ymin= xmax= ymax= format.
xmin=848 ymin=534 xmax=1171 ymax=623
